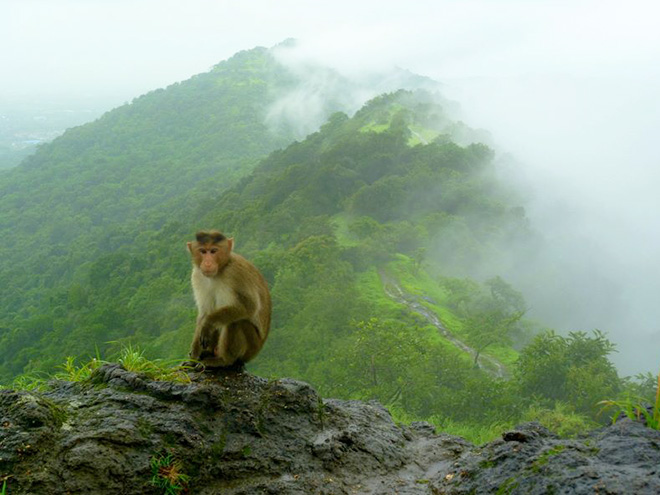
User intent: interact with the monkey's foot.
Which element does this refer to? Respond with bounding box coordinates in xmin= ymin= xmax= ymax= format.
xmin=203 ymin=360 xmax=246 ymax=374
xmin=180 ymin=360 xmax=206 ymax=372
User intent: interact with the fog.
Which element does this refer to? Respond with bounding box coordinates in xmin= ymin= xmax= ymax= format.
xmin=4 ymin=0 xmax=660 ymax=374
xmin=443 ymin=76 xmax=660 ymax=375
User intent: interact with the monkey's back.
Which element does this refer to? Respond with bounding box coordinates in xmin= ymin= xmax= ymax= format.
xmin=227 ymin=253 xmax=271 ymax=341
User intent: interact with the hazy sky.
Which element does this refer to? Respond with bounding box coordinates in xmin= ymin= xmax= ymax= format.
xmin=4 ymin=0 xmax=659 ymax=98
xmin=4 ymin=0 xmax=660 ymax=374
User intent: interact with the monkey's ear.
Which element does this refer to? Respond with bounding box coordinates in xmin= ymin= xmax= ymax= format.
xmin=227 ymin=238 xmax=234 ymax=253
xmin=186 ymin=241 xmax=194 ymax=253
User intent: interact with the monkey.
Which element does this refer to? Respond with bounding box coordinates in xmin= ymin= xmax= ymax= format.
xmin=185 ymin=230 xmax=271 ymax=370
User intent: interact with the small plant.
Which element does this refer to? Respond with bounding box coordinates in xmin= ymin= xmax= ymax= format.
xmin=7 ymin=372 xmax=49 ymax=392
xmin=2 ymin=345 xmax=190 ymax=392
xmin=599 ymin=370 xmax=660 ymax=430
xmin=55 ymin=356 xmax=104 ymax=382
xmin=117 ymin=344 xmax=191 ymax=383
xmin=522 ymin=401 xmax=598 ymax=438
xmin=1 ymin=480 xmax=7 ymax=495
xmin=150 ymin=452 xmax=189 ymax=495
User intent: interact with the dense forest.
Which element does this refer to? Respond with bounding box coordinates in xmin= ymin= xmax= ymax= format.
xmin=0 ymin=45 xmax=655 ymax=441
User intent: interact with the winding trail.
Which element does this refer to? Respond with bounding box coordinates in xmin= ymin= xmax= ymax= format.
xmin=379 ymin=270 xmax=510 ymax=379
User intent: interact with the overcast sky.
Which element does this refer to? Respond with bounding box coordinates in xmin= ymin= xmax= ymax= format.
xmin=3 ymin=0 xmax=660 ymax=374
xmin=4 ymin=0 xmax=659 ymax=98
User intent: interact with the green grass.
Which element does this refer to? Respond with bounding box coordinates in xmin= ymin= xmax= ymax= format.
xmin=150 ymin=452 xmax=189 ymax=495
xmin=437 ymin=419 xmax=510 ymax=445
xmin=56 ymin=355 xmax=103 ymax=382
xmin=390 ymin=405 xmax=510 ymax=444
xmin=386 ymin=255 xmax=464 ymax=331
xmin=356 ymin=268 xmax=406 ymax=317
xmin=1 ymin=480 xmax=6 ymax=495
xmin=523 ymin=402 xmax=599 ymax=438
xmin=385 ymin=256 xmax=519 ymax=367
xmin=483 ymin=346 xmax=519 ymax=368
xmin=3 ymin=345 xmax=191 ymax=391
xmin=408 ymin=124 xmax=439 ymax=146
xmin=330 ymin=212 xmax=360 ymax=247
xmin=2 ymin=372 xmax=50 ymax=392
xmin=355 ymin=267 xmax=474 ymax=365
xmin=359 ymin=122 xmax=390 ymax=134
xmin=599 ymin=370 xmax=660 ymax=430
xmin=115 ymin=344 xmax=191 ymax=383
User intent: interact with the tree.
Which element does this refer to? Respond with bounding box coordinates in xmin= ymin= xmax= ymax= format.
xmin=515 ymin=330 xmax=621 ymax=418
xmin=461 ymin=277 xmax=526 ymax=365
xmin=464 ymin=308 xmax=522 ymax=366
xmin=331 ymin=318 xmax=431 ymax=408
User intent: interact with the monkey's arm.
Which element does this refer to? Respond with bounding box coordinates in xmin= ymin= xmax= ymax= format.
xmin=198 ymin=293 xmax=256 ymax=349
xmin=188 ymin=315 xmax=207 ymax=361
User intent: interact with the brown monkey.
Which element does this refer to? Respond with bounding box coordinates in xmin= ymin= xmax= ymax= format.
xmin=185 ymin=230 xmax=271 ymax=369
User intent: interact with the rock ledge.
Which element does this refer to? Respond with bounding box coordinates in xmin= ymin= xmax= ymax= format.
xmin=0 ymin=364 xmax=658 ymax=494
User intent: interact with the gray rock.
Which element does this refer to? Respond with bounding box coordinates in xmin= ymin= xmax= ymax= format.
xmin=0 ymin=364 xmax=658 ymax=494
xmin=430 ymin=420 xmax=660 ymax=494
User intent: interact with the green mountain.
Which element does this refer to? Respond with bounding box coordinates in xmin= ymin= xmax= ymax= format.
xmin=0 ymin=44 xmax=446 ymax=380
xmin=0 ymin=44 xmax=637 ymax=438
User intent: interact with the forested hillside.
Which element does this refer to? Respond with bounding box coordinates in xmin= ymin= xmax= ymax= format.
xmin=0 ymin=45 xmax=652 ymax=439
xmin=0 ymin=45 xmax=430 ymax=380
xmin=0 ymin=46 xmax=293 ymax=378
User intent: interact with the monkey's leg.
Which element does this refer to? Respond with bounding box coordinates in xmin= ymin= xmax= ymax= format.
xmin=201 ymin=320 xmax=262 ymax=368
xmin=234 ymin=320 xmax=263 ymax=363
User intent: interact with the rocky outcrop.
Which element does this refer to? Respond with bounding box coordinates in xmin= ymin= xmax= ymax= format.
xmin=0 ymin=364 xmax=658 ymax=494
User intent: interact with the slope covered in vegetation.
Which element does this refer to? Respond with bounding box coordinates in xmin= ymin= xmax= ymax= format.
xmin=0 ymin=44 xmax=440 ymax=382
xmin=0 ymin=46 xmax=299 ymax=377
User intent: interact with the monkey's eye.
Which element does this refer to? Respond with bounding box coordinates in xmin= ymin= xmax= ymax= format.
xmin=210 ymin=248 xmax=219 ymax=254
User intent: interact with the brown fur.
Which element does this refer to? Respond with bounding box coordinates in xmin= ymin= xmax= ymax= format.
xmin=186 ymin=230 xmax=271 ymax=368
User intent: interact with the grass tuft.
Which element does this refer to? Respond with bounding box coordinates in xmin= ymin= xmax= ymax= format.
xmin=3 ymin=344 xmax=191 ymax=391
xmin=599 ymin=369 xmax=660 ymax=430
xmin=523 ymin=402 xmax=598 ymax=438
xmin=6 ymin=372 xmax=49 ymax=392
xmin=389 ymin=405 xmax=509 ymax=445
xmin=55 ymin=356 xmax=104 ymax=382
xmin=150 ymin=452 xmax=190 ymax=495
xmin=116 ymin=344 xmax=191 ymax=383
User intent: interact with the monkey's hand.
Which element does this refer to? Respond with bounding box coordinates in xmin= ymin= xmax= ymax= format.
xmin=198 ymin=320 xmax=218 ymax=352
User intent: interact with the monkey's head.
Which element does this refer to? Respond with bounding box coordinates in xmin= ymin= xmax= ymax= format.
xmin=187 ymin=230 xmax=234 ymax=277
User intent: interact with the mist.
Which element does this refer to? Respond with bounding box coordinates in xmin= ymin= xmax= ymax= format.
xmin=440 ymin=75 xmax=660 ymax=375
xmin=4 ymin=0 xmax=660 ymax=374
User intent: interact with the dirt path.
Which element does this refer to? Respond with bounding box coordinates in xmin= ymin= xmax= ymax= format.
xmin=379 ymin=271 xmax=510 ymax=379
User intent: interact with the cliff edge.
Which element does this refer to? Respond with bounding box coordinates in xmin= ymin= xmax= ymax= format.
xmin=1 ymin=364 xmax=658 ymax=494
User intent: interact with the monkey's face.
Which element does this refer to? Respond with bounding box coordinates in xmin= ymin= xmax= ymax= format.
xmin=189 ymin=241 xmax=231 ymax=277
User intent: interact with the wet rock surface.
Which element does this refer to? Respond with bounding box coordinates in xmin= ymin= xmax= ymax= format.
xmin=0 ymin=364 xmax=658 ymax=494
xmin=431 ymin=420 xmax=660 ymax=494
